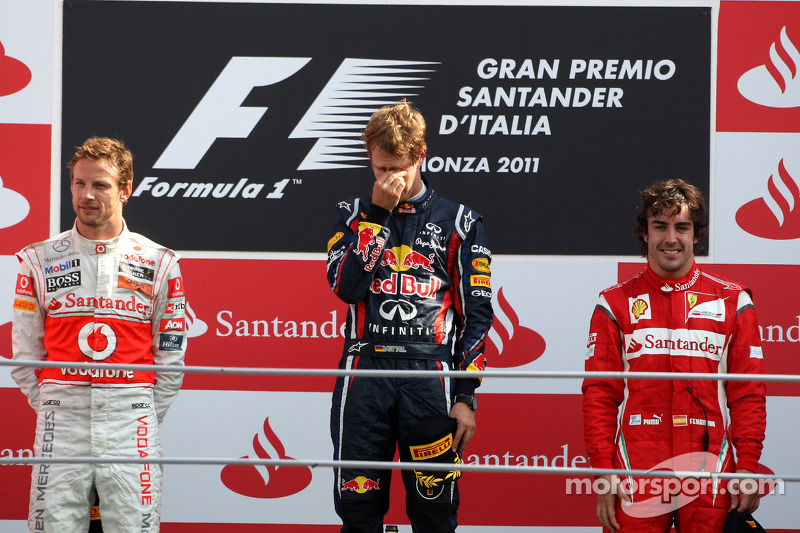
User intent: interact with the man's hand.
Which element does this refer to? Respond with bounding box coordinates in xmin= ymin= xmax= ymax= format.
xmin=449 ymin=401 xmax=476 ymax=455
xmin=730 ymin=468 xmax=761 ymax=512
xmin=372 ymin=169 xmax=407 ymax=211
xmin=596 ymin=474 xmax=629 ymax=532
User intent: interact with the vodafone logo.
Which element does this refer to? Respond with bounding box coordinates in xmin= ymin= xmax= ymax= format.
xmin=0 ymin=40 xmax=32 ymax=97
xmin=77 ymin=322 xmax=118 ymax=361
xmin=484 ymin=287 xmax=546 ymax=367
xmin=736 ymin=158 xmax=800 ymax=239
xmin=220 ymin=417 xmax=312 ymax=499
xmin=738 ymin=26 xmax=800 ymax=109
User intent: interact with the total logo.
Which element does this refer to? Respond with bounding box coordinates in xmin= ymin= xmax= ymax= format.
xmin=736 ymin=157 xmax=800 ymax=240
xmin=132 ymin=58 xmax=438 ymax=201
xmin=738 ymin=26 xmax=800 ymax=109
xmin=220 ymin=417 xmax=312 ymax=499
xmin=484 ymin=287 xmax=546 ymax=368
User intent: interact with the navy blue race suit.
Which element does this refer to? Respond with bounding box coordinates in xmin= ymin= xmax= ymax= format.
xmin=327 ymin=178 xmax=494 ymax=533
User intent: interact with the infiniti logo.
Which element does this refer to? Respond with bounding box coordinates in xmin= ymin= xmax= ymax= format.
xmin=379 ymin=299 xmax=417 ymax=320
xmin=425 ymin=222 xmax=442 ymax=233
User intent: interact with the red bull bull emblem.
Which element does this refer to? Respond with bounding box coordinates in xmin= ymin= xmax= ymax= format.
xmin=355 ymin=225 xmax=377 ymax=261
xmin=382 ymin=246 xmax=436 ymax=272
xmin=355 ymin=224 xmax=385 ymax=271
xmin=342 ymin=476 xmax=381 ymax=493
xmin=402 ymin=250 xmax=435 ymax=272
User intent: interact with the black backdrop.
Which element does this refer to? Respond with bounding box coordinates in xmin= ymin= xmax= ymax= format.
xmin=62 ymin=2 xmax=710 ymax=254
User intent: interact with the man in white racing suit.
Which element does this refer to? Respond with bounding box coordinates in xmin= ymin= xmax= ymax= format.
xmin=11 ymin=137 xmax=187 ymax=532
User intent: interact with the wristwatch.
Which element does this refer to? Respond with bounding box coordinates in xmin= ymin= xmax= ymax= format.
xmin=454 ymin=394 xmax=477 ymax=411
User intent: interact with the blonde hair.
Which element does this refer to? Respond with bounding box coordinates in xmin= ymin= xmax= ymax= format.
xmin=362 ymin=100 xmax=426 ymax=163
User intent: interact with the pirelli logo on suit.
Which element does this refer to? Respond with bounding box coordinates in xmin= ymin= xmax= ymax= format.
xmin=410 ymin=434 xmax=453 ymax=461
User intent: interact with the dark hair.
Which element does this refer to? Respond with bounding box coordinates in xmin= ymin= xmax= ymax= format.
xmin=635 ymin=179 xmax=708 ymax=256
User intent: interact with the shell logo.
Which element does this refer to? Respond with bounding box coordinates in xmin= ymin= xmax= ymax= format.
xmin=631 ymin=299 xmax=649 ymax=319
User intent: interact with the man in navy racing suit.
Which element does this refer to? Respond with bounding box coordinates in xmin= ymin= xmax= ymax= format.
xmin=327 ymin=101 xmax=494 ymax=532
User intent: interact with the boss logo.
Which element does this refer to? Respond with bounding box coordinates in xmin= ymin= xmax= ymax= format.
xmin=46 ymin=272 xmax=82 ymax=293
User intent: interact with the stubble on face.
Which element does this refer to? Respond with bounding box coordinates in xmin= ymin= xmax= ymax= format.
xmin=71 ymin=158 xmax=128 ymax=239
xmin=645 ymin=204 xmax=699 ymax=279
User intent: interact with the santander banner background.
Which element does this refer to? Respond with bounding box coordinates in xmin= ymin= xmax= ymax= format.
xmin=0 ymin=0 xmax=798 ymax=531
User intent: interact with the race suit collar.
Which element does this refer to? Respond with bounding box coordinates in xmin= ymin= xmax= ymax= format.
xmin=394 ymin=176 xmax=436 ymax=215
xmin=71 ymin=219 xmax=130 ymax=255
xmin=644 ymin=261 xmax=701 ymax=293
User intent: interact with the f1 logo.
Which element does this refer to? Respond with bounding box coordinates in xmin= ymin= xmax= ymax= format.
xmin=154 ymin=57 xmax=311 ymax=170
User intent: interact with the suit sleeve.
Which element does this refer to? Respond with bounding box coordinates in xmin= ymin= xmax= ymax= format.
xmin=450 ymin=213 xmax=493 ymax=395
xmin=725 ymin=290 xmax=766 ymax=472
xmin=582 ymin=294 xmax=625 ymax=470
xmin=10 ymin=257 xmax=46 ymax=410
xmin=150 ymin=257 xmax=187 ymax=423
xmin=326 ymin=200 xmax=391 ymax=304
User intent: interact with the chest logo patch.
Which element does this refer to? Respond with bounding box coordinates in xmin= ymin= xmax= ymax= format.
xmin=629 ymin=294 xmax=652 ymax=323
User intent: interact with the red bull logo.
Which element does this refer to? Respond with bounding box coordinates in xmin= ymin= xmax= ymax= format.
xmin=370 ymin=273 xmax=442 ymax=299
xmin=402 ymin=250 xmax=435 ymax=272
xmin=342 ymin=476 xmax=381 ymax=493
xmin=355 ymin=224 xmax=385 ymax=271
xmin=355 ymin=225 xmax=378 ymax=261
xmin=381 ymin=245 xmax=435 ymax=272
xmin=381 ymin=249 xmax=399 ymax=266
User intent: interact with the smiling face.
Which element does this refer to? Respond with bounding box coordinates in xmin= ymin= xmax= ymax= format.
xmin=71 ymin=157 xmax=131 ymax=240
xmin=644 ymin=203 xmax=699 ymax=278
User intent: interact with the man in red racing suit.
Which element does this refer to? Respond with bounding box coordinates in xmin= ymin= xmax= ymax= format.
xmin=582 ymin=179 xmax=766 ymax=532
xmin=11 ymin=137 xmax=186 ymax=532
xmin=327 ymin=101 xmax=493 ymax=533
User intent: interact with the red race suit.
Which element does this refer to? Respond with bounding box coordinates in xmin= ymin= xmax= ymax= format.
xmin=582 ymin=263 xmax=766 ymax=531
